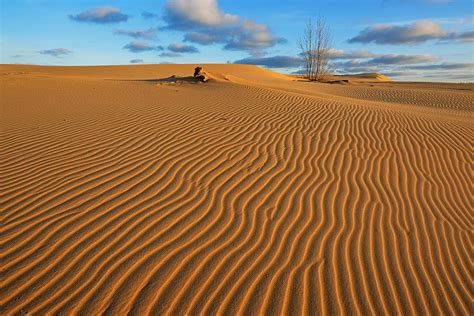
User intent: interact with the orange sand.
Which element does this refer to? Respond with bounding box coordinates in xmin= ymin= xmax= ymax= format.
xmin=1 ymin=64 xmax=472 ymax=315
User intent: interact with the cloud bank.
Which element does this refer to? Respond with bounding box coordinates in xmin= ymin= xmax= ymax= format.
xmin=349 ymin=20 xmax=473 ymax=44
xmin=234 ymin=49 xmax=472 ymax=81
xmin=236 ymin=51 xmax=436 ymax=69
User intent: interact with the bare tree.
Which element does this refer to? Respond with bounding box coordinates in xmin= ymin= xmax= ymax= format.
xmin=298 ymin=16 xmax=332 ymax=81
xmin=298 ymin=19 xmax=316 ymax=81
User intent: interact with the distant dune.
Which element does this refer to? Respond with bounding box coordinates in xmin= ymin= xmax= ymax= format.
xmin=294 ymin=72 xmax=393 ymax=84
xmin=1 ymin=64 xmax=472 ymax=315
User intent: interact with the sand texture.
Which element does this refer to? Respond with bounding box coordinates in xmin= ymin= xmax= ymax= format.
xmin=1 ymin=64 xmax=473 ymax=315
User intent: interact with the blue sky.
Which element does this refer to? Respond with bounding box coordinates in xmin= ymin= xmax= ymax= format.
xmin=1 ymin=0 xmax=473 ymax=81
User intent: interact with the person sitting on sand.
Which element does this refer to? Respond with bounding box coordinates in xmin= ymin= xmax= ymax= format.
xmin=194 ymin=66 xmax=207 ymax=82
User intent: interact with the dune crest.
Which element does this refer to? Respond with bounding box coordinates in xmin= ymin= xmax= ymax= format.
xmin=1 ymin=64 xmax=472 ymax=315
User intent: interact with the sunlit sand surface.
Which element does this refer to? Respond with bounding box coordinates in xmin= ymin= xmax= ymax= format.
xmin=1 ymin=64 xmax=472 ymax=315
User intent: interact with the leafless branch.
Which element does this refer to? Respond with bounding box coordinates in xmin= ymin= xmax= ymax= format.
xmin=299 ymin=16 xmax=332 ymax=81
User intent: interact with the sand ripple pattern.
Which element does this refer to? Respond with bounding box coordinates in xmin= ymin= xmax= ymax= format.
xmin=1 ymin=80 xmax=473 ymax=315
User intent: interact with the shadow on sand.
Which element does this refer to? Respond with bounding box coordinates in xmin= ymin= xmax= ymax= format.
xmin=108 ymin=75 xmax=206 ymax=85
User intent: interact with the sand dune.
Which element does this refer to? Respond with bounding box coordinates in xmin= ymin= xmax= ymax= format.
xmin=1 ymin=64 xmax=472 ymax=315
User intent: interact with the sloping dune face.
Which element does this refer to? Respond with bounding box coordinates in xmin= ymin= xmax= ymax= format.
xmin=1 ymin=65 xmax=472 ymax=315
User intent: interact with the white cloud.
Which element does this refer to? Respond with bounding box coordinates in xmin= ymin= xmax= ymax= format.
xmin=349 ymin=20 xmax=473 ymax=45
xmin=327 ymin=49 xmax=376 ymax=59
xmin=168 ymin=43 xmax=199 ymax=53
xmin=114 ymin=28 xmax=157 ymax=40
xmin=159 ymin=52 xmax=182 ymax=58
xmin=368 ymin=54 xmax=437 ymax=65
xmin=349 ymin=20 xmax=447 ymax=44
xmin=163 ymin=0 xmax=285 ymax=54
xmin=224 ymin=20 xmax=286 ymax=51
xmin=39 ymin=48 xmax=73 ymax=57
xmin=69 ymin=6 xmax=129 ymax=24
xmin=123 ymin=41 xmax=164 ymax=53
xmin=164 ymin=0 xmax=238 ymax=29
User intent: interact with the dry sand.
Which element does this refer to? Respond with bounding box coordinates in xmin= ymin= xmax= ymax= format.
xmin=1 ymin=64 xmax=472 ymax=315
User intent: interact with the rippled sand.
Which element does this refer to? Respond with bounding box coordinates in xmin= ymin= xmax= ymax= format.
xmin=1 ymin=64 xmax=472 ymax=315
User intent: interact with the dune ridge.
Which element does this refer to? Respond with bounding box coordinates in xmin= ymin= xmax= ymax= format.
xmin=1 ymin=64 xmax=473 ymax=315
